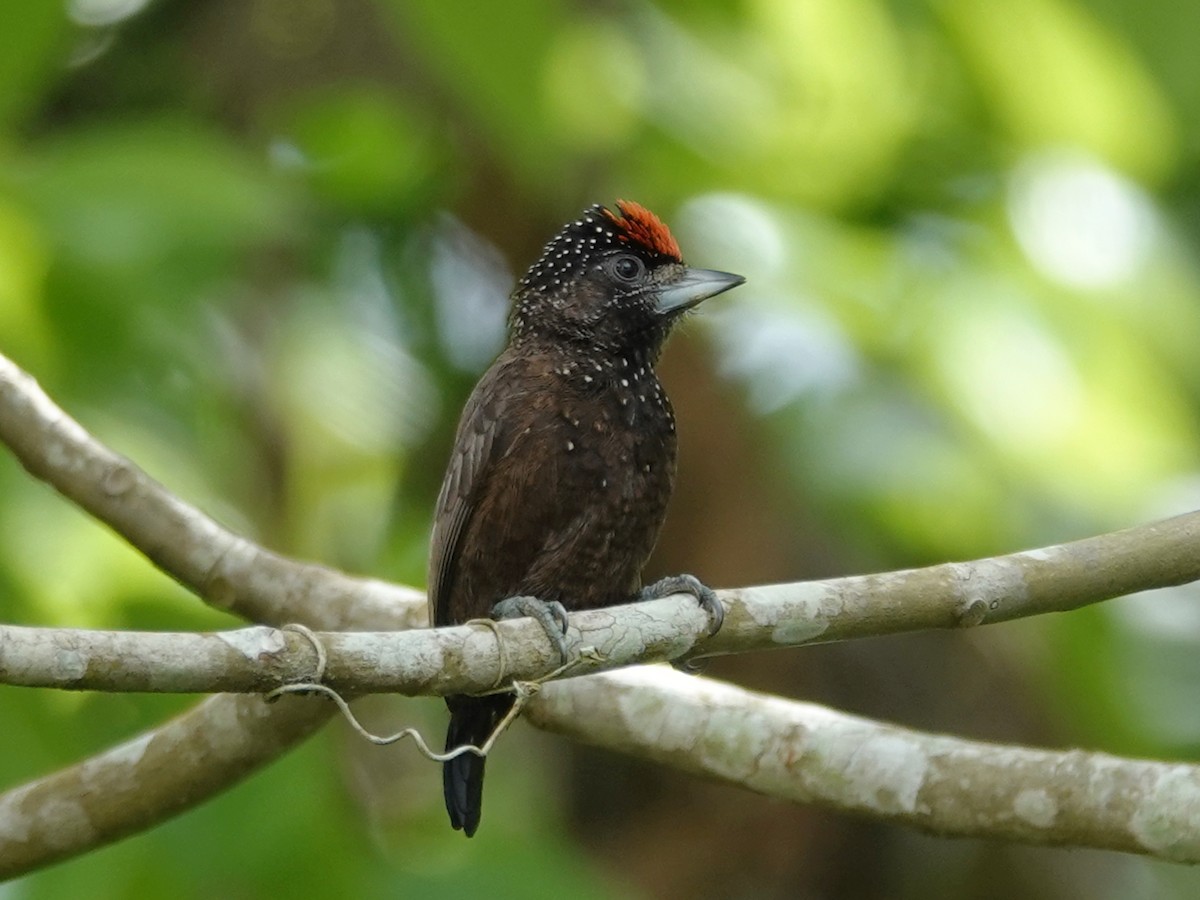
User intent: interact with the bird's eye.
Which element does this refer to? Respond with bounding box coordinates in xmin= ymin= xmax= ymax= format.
xmin=611 ymin=255 xmax=644 ymax=282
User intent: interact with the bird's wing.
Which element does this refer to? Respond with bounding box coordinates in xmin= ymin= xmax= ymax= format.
xmin=427 ymin=367 xmax=511 ymax=628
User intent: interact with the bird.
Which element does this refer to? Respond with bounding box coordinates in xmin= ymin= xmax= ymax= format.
xmin=427 ymin=200 xmax=744 ymax=837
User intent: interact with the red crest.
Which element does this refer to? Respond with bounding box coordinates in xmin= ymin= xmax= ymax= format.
xmin=603 ymin=200 xmax=682 ymax=261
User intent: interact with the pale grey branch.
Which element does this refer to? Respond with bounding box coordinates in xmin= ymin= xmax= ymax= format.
xmin=6 ymin=498 xmax=1200 ymax=698
xmin=0 ymin=354 xmax=422 ymax=632
xmin=3 ymin=348 xmax=1200 ymax=876
xmin=527 ymin=667 xmax=1200 ymax=863
xmin=0 ymin=693 xmax=332 ymax=881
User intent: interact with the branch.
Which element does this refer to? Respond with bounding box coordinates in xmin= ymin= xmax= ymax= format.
xmin=5 ymin=495 xmax=1200 ymax=697
xmin=6 ymin=349 xmax=1200 ymax=673
xmin=0 ymin=352 xmax=408 ymax=878
xmin=526 ymin=667 xmax=1200 ymax=863
xmin=0 ymin=694 xmax=332 ymax=881
xmin=709 ymin=511 xmax=1200 ymax=647
xmin=4 ymin=348 xmax=1200 ymax=874
xmin=0 ymin=354 xmax=422 ymax=632
xmin=0 ymin=600 xmax=712 ymax=695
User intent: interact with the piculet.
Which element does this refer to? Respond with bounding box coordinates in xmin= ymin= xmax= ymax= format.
xmin=427 ymin=200 xmax=744 ymax=836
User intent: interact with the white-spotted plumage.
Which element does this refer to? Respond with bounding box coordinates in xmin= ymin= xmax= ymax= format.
xmin=431 ymin=199 xmax=740 ymax=840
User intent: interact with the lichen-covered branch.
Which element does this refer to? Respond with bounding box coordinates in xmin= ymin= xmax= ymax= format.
xmin=4 ymin=494 xmax=1200 ymax=697
xmin=0 ymin=354 xmax=422 ymax=632
xmin=4 ymin=510 xmax=1200 ymax=697
xmin=706 ymin=510 xmax=1200 ymax=652
xmin=0 ymin=693 xmax=332 ymax=881
xmin=0 ymin=599 xmax=711 ymax=695
xmin=6 ymin=350 xmax=1200 ymax=679
xmin=527 ymin=667 xmax=1200 ymax=863
xmin=4 ymin=347 xmax=1200 ymax=875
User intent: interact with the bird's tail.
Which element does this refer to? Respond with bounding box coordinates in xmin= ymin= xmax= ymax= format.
xmin=443 ymin=693 xmax=514 ymax=836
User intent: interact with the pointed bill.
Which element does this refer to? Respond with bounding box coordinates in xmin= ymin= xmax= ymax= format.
xmin=654 ymin=267 xmax=745 ymax=316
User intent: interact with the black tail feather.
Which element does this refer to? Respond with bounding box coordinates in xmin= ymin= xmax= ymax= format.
xmin=443 ymin=694 xmax=514 ymax=836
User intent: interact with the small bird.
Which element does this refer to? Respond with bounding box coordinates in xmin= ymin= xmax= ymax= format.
xmin=428 ymin=200 xmax=744 ymax=836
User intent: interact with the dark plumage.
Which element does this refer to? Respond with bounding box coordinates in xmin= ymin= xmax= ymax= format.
xmin=428 ymin=201 xmax=744 ymax=836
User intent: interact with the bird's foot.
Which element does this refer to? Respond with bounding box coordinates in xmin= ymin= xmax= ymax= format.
xmin=639 ymin=573 xmax=725 ymax=636
xmin=491 ymin=595 xmax=571 ymax=666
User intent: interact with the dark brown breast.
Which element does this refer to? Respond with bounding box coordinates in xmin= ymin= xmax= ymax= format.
xmin=428 ymin=344 xmax=677 ymax=627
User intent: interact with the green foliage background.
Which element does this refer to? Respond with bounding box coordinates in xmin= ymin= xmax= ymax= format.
xmin=2 ymin=0 xmax=1200 ymax=897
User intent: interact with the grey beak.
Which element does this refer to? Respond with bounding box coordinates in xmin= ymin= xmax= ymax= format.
xmin=654 ymin=267 xmax=745 ymax=316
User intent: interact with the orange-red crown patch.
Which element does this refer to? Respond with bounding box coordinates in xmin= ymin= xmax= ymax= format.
xmin=603 ymin=200 xmax=682 ymax=261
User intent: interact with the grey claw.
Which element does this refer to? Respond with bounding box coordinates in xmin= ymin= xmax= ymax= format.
xmin=492 ymin=595 xmax=572 ymax=665
xmin=548 ymin=600 xmax=570 ymax=635
xmin=639 ymin=573 xmax=724 ymax=636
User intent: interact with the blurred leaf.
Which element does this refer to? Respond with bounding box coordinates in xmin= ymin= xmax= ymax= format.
xmin=542 ymin=19 xmax=645 ymax=153
xmin=9 ymin=118 xmax=296 ymax=270
xmin=0 ymin=198 xmax=52 ymax=367
xmin=0 ymin=4 xmax=69 ymax=129
xmin=380 ymin=0 xmax=570 ymax=187
xmin=280 ymin=87 xmax=443 ymax=215
xmin=939 ymin=0 xmax=1178 ymax=180
xmin=0 ymin=118 xmax=299 ymax=401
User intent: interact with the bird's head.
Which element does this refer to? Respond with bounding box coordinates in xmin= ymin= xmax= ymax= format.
xmin=510 ymin=201 xmax=744 ymax=356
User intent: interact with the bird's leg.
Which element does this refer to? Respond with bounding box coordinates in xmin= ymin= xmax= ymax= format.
xmin=491 ymin=595 xmax=571 ymax=666
xmin=638 ymin=573 xmax=725 ymax=636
